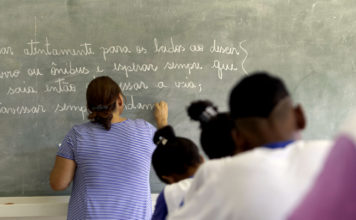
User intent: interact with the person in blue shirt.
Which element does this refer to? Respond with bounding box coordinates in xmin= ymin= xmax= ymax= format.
xmin=151 ymin=125 xmax=203 ymax=220
xmin=152 ymin=100 xmax=239 ymax=220
xmin=50 ymin=76 xmax=168 ymax=220
xmin=168 ymin=72 xmax=330 ymax=220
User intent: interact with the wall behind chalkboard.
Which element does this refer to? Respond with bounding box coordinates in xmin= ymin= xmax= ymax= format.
xmin=1 ymin=0 xmax=356 ymax=196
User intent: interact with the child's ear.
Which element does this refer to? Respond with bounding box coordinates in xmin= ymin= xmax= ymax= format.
xmin=162 ymin=175 xmax=175 ymax=184
xmin=294 ymin=104 xmax=306 ymax=130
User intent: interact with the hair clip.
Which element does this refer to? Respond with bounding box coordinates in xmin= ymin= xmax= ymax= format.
xmin=199 ymin=106 xmax=218 ymax=122
xmin=92 ymin=105 xmax=109 ymax=111
xmin=156 ymin=136 xmax=168 ymax=146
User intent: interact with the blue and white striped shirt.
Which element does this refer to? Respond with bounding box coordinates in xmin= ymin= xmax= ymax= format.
xmin=57 ymin=119 xmax=156 ymax=220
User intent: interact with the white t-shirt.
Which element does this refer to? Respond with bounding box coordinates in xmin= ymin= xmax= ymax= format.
xmin=152 ymin=178 xmax=194 ymax=220
xmin=168 ymin=140 xmax=332 ymax=220
xmin=164 ymin=178 xmax=193 ymax=214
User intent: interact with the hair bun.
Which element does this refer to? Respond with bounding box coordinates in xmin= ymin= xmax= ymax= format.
xmin=153 ymin=126 xmax=176 ymax=146
xmin=187 ymin=100 xmax=218 ymax=124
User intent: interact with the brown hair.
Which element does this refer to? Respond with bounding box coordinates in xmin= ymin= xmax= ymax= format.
xmin=86 ymin=76 xmax=124 ymax=130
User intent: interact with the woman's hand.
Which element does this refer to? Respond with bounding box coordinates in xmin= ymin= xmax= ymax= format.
xmin=154 ymin=101 xmax=168 ymax=128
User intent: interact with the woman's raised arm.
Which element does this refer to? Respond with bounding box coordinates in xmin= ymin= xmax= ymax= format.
xmin=154 ymin=101 xmax=168 ymax=128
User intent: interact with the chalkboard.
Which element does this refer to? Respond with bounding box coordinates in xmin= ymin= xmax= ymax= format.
xmin=1 ymin=0 xmax=356 ymax=196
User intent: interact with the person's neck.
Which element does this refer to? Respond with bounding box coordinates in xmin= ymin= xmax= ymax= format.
xmin=185 ymin=163 xmax=201 ymax=178
xmin=250 ymin=132 xmax=295 ymax=149
xmin=111 ymin=112 xmax=126 ymax=124
xmin=170 ymin=164 xmax=201 ymax=184
xmin=242 ymin=125 xmax=292 ymax=150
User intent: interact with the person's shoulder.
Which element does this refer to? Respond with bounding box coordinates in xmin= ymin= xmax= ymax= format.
xmin=284 ymin=139 xmax=334 ymax=164
xmin=165 ymin=178 xmax=193 ymax=195
xmin=292 ymin=139 xmax=332 ymax=148
xmin=128 ymin=118 xmax=156 ymax=131
xmin=285 ymin=140 xmax=333 ymax=156
xmin=164 ymin=178 xmax=194 ymax=214
xmin=168 ymin=165 xmax=228 ymax=220
xmin=127 ymin=119 xmax=156 ymax=135
xmin=226 ymin=147 xmax=270 ymax=166
xmin=71 ymin=122 xmax=96 ymax=133
xmin=191 ymin=158 xmax=232 ymax=187
xmin=232 ymin=140 xmax=333 ymax=163
xmin=201 ymin=157 xmax=233 ymax=172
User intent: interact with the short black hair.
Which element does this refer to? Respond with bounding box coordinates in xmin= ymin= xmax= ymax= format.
xmin=187 ymin=100 xmax=237 ymax=159
xmin=229 ymin=72 xmax=290 ymax=119
xmin=152 ymin=126 xmax=201 ymax=184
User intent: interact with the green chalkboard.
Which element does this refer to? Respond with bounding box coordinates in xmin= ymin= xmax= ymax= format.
xmin=1 ymin=0 xmax=355 ymax=196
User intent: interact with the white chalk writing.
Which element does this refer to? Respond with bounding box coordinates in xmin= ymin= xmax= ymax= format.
xmin=211 ymin=59 xmax=239 ymax=79
xmin=0 ymin=36 xmax=250 ymax=121
xmin=239 ymin=40 xmax=248 ymax=74
xmin=136 ymin=46 xmax=147 ymax=54
xmin=113 ymin=62 xmax=158 ymax=78
xmin=24 ymin=37 xmax=94 ymax=56
xmin=174 ymin=81 xmax=202 ymax=92
xmin=54 ymin=103 xmax=87 ymax=120
xmin=44 ymin=78 xmax=76 ymax=93
xmin=100 ymin=45 xmax=132 ymax=61
xmin=119 ymin=81 xmax=149 ymax=91
xmin=7 ymin=86 xmax=38 ymax=95
xmin=96 ymin=65 xmax=104 ymax=73
xmin=0 ymin=46 xmax=14 ymax=55
xmin=0 ymin=103 xmax=46 ymax=115
xmin=27 ymin=68 xmax=43 ymax=77
xmin=163 ymin=61 xmax=203 ymax=74
xmin=125 ymin=96 xmax=154 ymax=111
xmin=0 ymin=69 xmax=20 ymax=79
xmin=154 ymin=37 xmax=185 ymax=53
xmin=189 ymin=44 xmax=204 ymax=52
xmin=156 ymin=81 xmax=168 ymax=89
xmin=50 ymin=62 xmax=90 ymax=76
xmin=210 ymin=40 xmax=240 ymax=55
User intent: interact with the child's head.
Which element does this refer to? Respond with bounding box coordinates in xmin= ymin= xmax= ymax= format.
xmin=229 ymin=72 xmax=306 ymax=149
xmin=152 ymin=126 xmax=203 ymax=184
xmin=187 ymin=100 xmax=238 ymax=159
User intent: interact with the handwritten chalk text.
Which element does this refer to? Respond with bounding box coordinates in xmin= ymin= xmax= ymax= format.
xmin=211 ymin=59 xmax=239 ymax=79
xmin=54 ymin=103 xmax=87 ymax=120
xmin=0 ymin=69 xmax=20 ymax=79
xmin=113 ymin=62 xmax=158 ymax=78
xmin=0 ymin=103 xmax=46 ymax=115
xmin=119 ymin=81 xmax=149 ymax=91
xmin=7 ymin=86 xmax=38 ymax=95
xmin=24 ymin=37 xmax=94 ymax=56
xmin=0 ymin=46 xmax=14 ymax=55
xmin=154 ymin=37 xmax=186 ymax=54
xmin=125 ymin=96 xmax=154 ymax=111
xmin=163 ymin=61 xmax=203 ymax=74
xmin=100 ymin=45 xmax=132 ymax=61
xmin=51 ymin=62 xmax=90 ymax=76
xmin=175 ymin=81 xmax=202 ymax=92
xmin=27 ymin=68 xmax=43 ymax=77
xmin=210 ymin=40 xmax=240 ymax=55
xmin=45 ymin=78 xmax=76 ymax=94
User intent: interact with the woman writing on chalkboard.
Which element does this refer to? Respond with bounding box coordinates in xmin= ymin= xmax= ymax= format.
xmin=50 ymin=76 xmax=168 ymax=220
